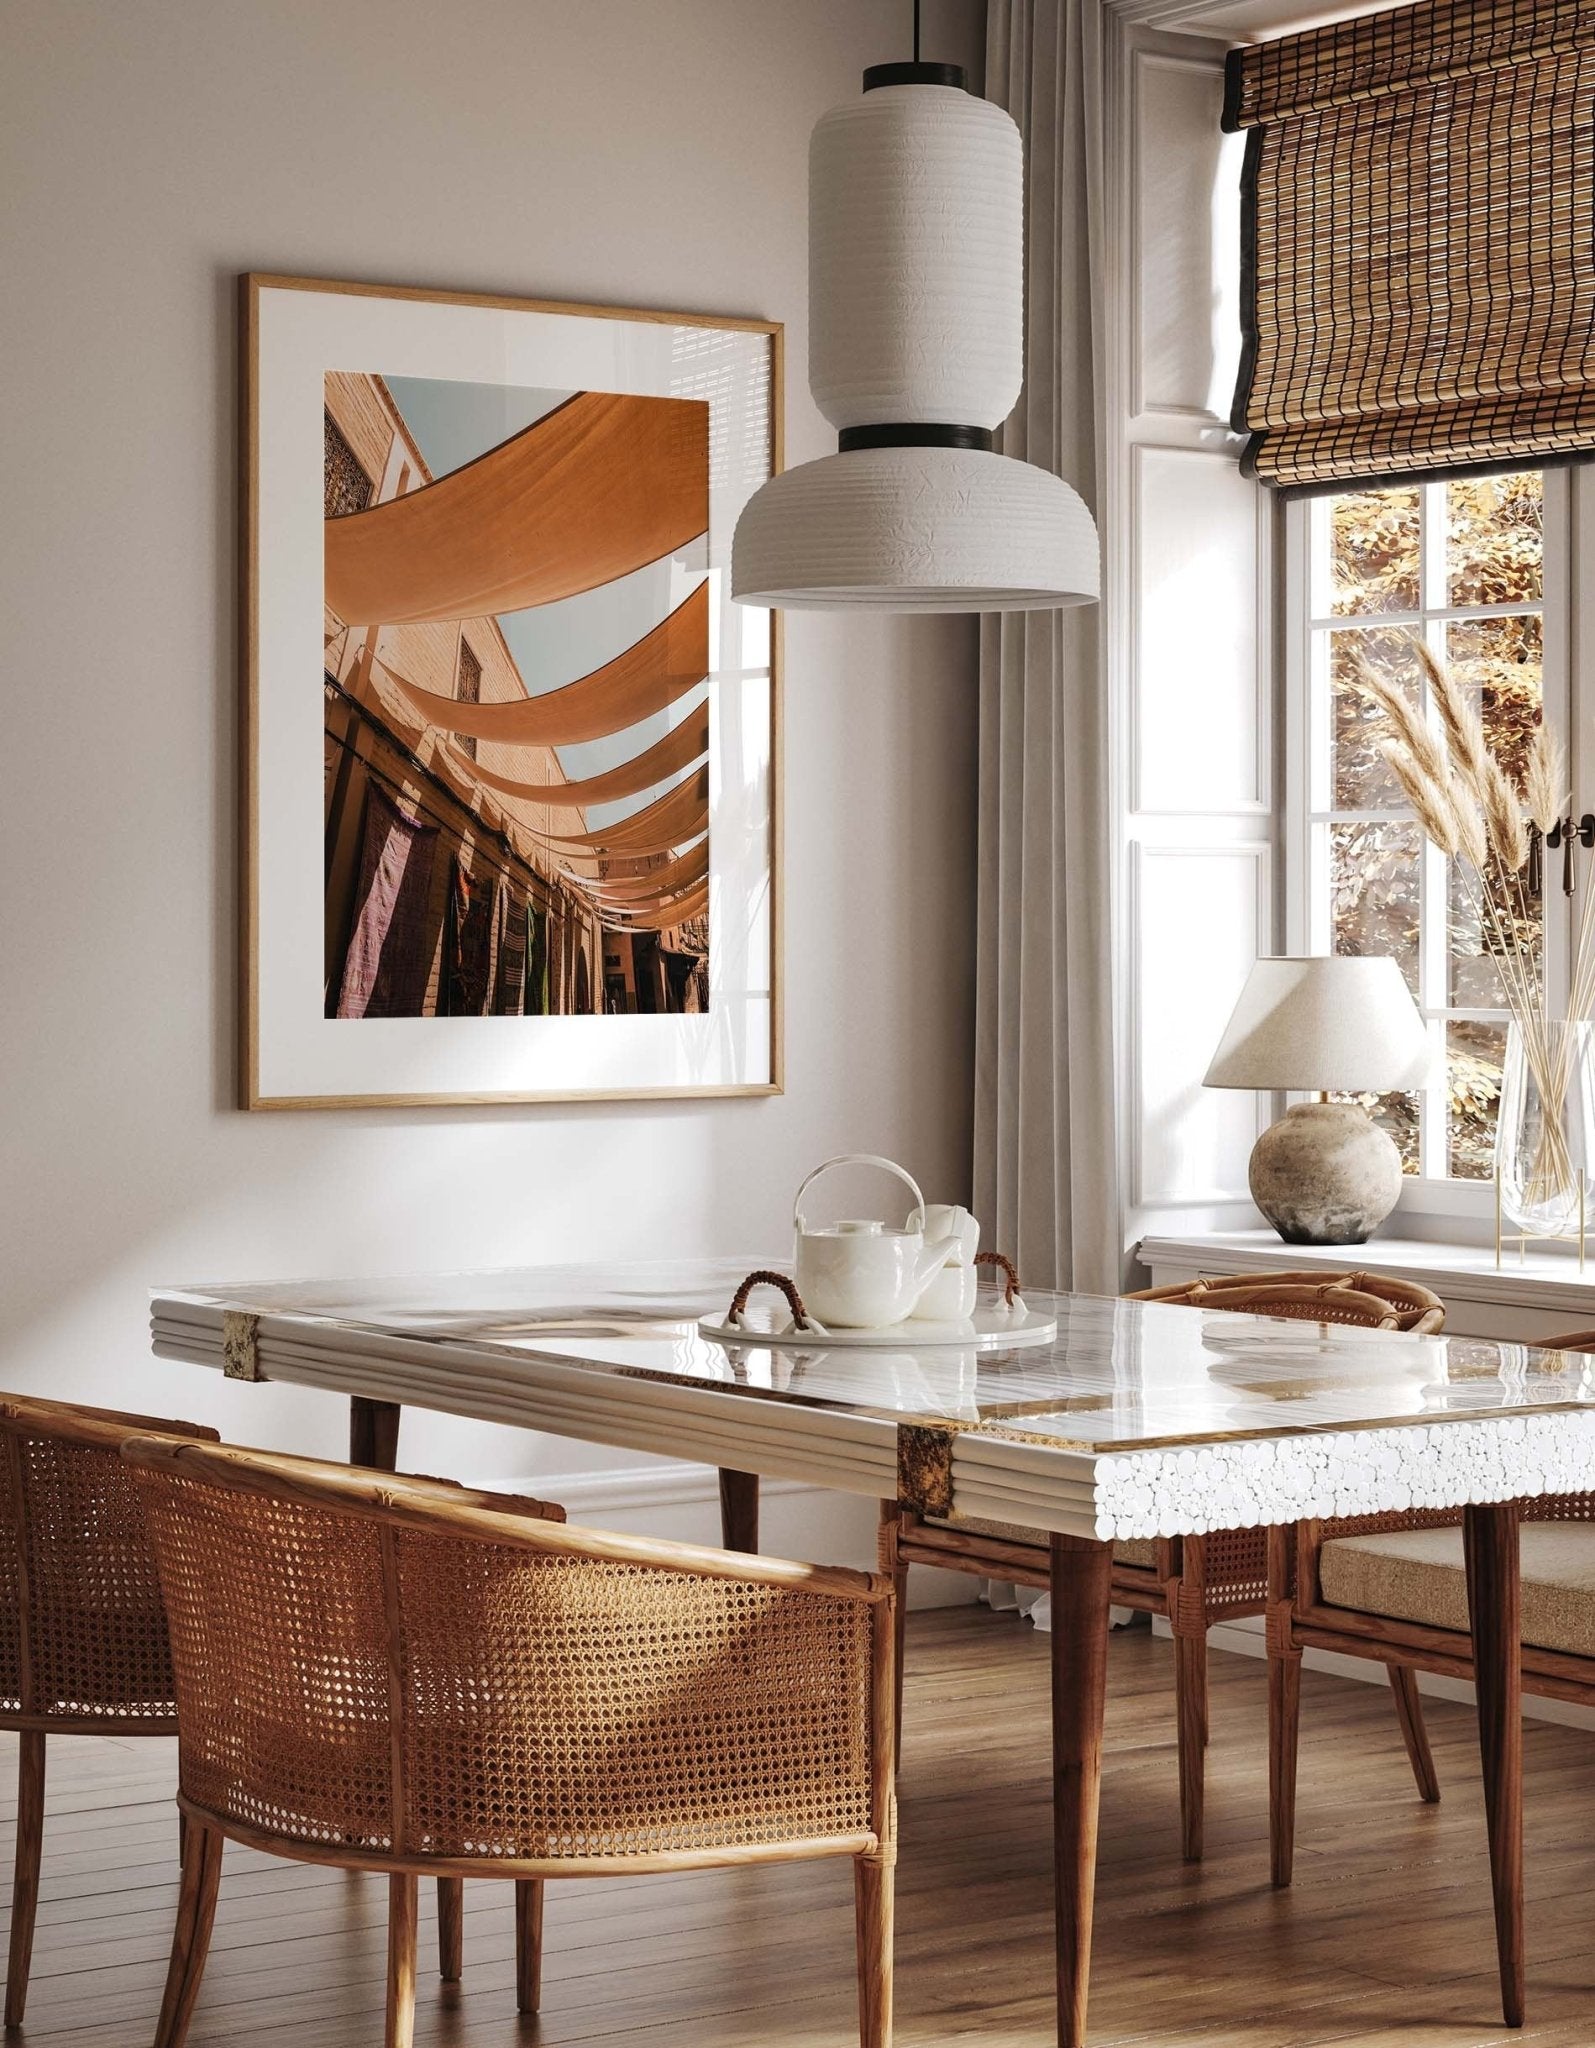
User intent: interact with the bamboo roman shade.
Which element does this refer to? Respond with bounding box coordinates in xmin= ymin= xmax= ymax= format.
xmin=1224 ymin=0 xmax=1595 ymax=491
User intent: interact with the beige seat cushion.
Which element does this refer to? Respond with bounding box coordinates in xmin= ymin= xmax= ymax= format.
xmin=926 ymin=1514 xmax=1155 ymax=1568
xmin=1320 ymin=1522 xmax=1595 ymax=1659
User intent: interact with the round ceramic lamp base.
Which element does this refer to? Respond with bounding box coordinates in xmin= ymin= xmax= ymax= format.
xmin=1248 ymin=1101 xmax=1404 ymax=1247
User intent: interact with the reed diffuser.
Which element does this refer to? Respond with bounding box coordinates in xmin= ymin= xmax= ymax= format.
xmin=1352 ymin=635 xmax=1595 ymax=1242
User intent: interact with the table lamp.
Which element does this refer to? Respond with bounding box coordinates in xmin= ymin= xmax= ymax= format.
xmin=1204 ymin=956 xmax=1434 ymax=1246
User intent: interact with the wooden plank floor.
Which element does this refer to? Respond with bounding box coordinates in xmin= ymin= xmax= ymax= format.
xmin=3 ymin=1608 xmax=1595 ymax=2045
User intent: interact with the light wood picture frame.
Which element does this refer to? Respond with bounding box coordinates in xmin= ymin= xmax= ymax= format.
xmin=242 ymin=272 xmax=782 ymax=1109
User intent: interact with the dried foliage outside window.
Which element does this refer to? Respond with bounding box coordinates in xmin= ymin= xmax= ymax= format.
xmin=1321 ymin=473 xmax=1546 ymax=1180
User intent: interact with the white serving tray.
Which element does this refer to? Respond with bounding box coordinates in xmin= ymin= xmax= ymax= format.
xmin=697 ymin=1302 xmax=1059 ymax=1352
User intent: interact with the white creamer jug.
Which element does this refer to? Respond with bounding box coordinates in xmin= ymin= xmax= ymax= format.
xmin=908 ymin=1203 xmax=982 ymax=1322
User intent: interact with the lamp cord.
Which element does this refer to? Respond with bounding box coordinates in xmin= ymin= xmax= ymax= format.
xmin=914 ymin=0 xmax=921 ymax=61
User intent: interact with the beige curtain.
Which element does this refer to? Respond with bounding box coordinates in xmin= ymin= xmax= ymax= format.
xmin=978 ymin=0 xmax=1121 ymax=1295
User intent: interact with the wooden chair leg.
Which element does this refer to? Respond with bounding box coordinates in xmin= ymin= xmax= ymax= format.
xmin=515 ymin=1878 xmax=544 ymax=2014
xmin=1174 ymin=1630 xmax=1206 ymax=1862
xmin=386 ymin=1874 xmax=419 ymax=2048
xmin=154 ymin=1821 xmax=223 ymax=2048
xmin=5 ymin=1731 xmax=45 ymax=2029
xmin=1050 ymin=1533 xmax=1112 ymax=2048
xmin=1464 ymin=1502 xmax=1524 ymax=2030
xmin=1387 ymin=1663 xmax=1440 ymax=1804
xmin=350 ymin=1396 xmax=401 ymax=1472
xmin=1269 ymin=1646 xmax=1303 ymax=1890
xmin=717 ymin=1468 xmax=759 ymax=1553
xmin=436 ymin=1875 xmax=463 ymax=1982
xmin=853 ymin=1853 xmax=894 ymax=2048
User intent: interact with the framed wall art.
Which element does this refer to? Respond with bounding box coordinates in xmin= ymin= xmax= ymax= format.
xmin=241 ymin=273 xmax=781 ymax=1108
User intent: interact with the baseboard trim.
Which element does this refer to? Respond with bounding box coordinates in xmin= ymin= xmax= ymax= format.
xmin=482 ymin=1460 xmax=820 ymax=1515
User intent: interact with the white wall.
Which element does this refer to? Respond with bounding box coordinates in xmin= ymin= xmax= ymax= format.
xmin=0 ymin=0 xmax=980 ymax=1576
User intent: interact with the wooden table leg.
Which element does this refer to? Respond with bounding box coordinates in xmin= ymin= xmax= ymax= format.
xmin=718 ymin=1468 xmax=759 ymax=1553
xmin=1051 ymin=1532 xmax=1112 ymax=2048
xmin=350 ymin=1397 xmax=401 ymax=1473
xmin=1463 ymin=1500 xmax=1523 ymax=2029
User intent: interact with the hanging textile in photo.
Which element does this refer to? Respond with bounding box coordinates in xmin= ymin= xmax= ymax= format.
xmin=493 ymin=888 xmax=529 ymax=1016
xmin=333 ymin=783 xmax=442 ymax=1019
xmin=443 ymin=858 xmax=499 ymax=1016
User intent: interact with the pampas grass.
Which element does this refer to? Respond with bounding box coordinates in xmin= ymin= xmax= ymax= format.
xmin=1355 ymin=635 xmax=1589 ymax=1217
xmin=1525 ymin=722 xmax=1568 ymax=837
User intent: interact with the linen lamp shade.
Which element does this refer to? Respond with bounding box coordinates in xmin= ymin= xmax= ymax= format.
xmin=1205 ymin=956 xmax=1433 ymax=1095
xmin=731 ymin=68 xmax=1099 ymax=613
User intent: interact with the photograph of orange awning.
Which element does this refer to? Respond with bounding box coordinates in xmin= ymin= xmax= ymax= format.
xmin=465 ymin=701 xmax=709 ymax=809
xmin=528 ymin=768 xmax=708 ymax=857
xmin=323 ymin=365 xmax=715 ymax=1025
xmin=383 ymin=583 xmax=708 ymax=749
xmin=325 ymin=392 xmax=708 ymax=626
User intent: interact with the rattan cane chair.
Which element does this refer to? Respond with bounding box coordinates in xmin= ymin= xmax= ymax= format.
xmin=126 ymin=1436 xmax=898 ymax=2048
xmin=885 ymin=1267 xmax=1447 ymax=1862
xmin=1265 ymin=1328 xmax=1595 ymax=2022
xmin=0 ymin=1394 xmax=220 ymax=2028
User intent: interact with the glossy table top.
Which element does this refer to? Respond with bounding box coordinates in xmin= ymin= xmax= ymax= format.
xmin=153 ymin=1258 xmax=1595 ymax=1453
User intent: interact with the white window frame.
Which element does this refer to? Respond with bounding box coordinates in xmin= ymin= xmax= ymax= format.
xmin=1281 ymin=469 xmax=1575 ymax=1223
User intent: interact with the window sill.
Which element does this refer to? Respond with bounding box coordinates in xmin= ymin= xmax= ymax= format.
xmin=1134 ymin=1227 xmax=1595 ymax=1339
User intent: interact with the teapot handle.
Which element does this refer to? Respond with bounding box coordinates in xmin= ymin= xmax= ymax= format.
xmin=794 ymin=1153 xmax=928 ymax=1235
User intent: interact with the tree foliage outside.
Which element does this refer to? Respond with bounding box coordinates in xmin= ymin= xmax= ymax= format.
xmin=1323 ymin=473 xmax=1545 ymax=1179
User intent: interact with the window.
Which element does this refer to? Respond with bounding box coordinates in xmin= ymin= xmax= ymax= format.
xmin=1285 ymin=471 xmax=1570 ymax=1196
xmin=455 ymin=640 xmax=482 ymax=764
xmin=323 ymin=410 xmax=372 ymax=520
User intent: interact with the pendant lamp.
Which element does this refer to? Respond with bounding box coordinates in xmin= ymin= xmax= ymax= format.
xmin=732 ymin=18 xmax=1099 ymax=613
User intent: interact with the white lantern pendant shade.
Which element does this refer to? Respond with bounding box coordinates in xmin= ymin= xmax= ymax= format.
xmin=732 ymin=61 xmax=1100 ymax=614
xmin=733 ymin=442 xmax=1099 ymax=612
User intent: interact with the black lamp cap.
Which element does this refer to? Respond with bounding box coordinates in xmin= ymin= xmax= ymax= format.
xmin=839 ymin=423 xmax=993 ymax=453
xmin=863 ymin=61 xmax=968 ymax=91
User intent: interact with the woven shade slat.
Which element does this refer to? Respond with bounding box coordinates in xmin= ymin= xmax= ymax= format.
xmin=1224 ymin=0 xmax=1595 ymax=491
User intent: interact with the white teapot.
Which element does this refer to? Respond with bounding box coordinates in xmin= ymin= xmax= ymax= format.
xmin=909 ymin=1203 xmax=982 ymax=1323
xmin=793 ymin=1155 xmax=963 ymax=1329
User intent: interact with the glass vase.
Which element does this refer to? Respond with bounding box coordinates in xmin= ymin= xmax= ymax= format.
xmin=1495 ymin=1019 xmax=1595 ymax=1241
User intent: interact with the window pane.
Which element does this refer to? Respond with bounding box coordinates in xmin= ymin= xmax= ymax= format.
xmin=1331 ymin=820 xmax=1420 ymax=994
xmin=1328 ymin=487 xmax=1421 ymax=617
xmin=1328 ymin=626 xmax=1425 ymax=809
xmin=1445 ymin=472 xmax=1543 ymax=608
xmin=1330 ymin=1089 xmax=1420 ymax=1174
xmin=1444 ymin=612 xmax=1543 ymax=789
xmin=1447 ymin=1019 xmax=1505 ymax=1181
xmin=1443 ymin=614 xmax=1543 ymax=1005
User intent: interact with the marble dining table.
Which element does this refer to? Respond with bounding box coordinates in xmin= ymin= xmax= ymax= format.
xmin=149 ymin=1259 xmax=1595 ymax=2045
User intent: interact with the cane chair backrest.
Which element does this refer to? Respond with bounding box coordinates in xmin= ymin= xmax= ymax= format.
xmin=125 ymin=1437 xmax=888 ymax=1871
xmin=1128 ymin=1270 xmax=1446 ymax=1334
xmin=0 ymin=1395 xmax=218 ymax=1729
